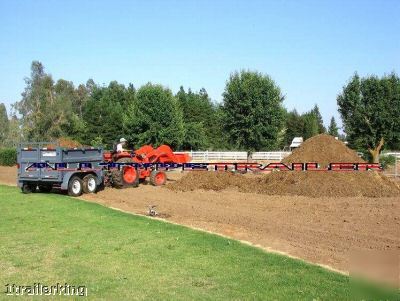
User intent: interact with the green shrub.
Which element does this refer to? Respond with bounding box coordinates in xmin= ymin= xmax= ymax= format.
xmin=0 ymin=148 xmax=17 ymax=166
xmin=380 ymin=154 xmax=396 ymax=169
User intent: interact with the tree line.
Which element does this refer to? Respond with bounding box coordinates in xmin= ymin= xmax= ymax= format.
xmin=0 ymin=61 xmax=399 ymax=161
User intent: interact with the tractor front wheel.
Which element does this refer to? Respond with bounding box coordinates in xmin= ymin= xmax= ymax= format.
xmin=150 ymin=170 xmax=167 ymax=186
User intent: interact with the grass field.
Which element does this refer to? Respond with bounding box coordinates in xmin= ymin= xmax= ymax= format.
xmin=0 ymin=185 xmax=397 ymax=300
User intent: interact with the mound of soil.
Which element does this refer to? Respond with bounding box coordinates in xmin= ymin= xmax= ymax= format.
xmin=44 ymin=138 xmax=82 ymax=148
xmin=250 ymin=171 xmax=400 ymax=197
xmin=167 ymin=171 xmax=400 ymax=198
xmin=282 ymin=134 xmax=364 ymax=168
xmin=57 ymin=138 xmax=82 ymax=148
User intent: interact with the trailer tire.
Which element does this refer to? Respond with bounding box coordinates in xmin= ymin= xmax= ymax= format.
xmin=150 ymin=170 xmax=167 ymax=186
xmin=83 ymin=174 xmax=98 ymax=193
xmin=68 ymin=176 xmax=83 ymax=197
xmin=22 ymin=183 xmax=35 ymax=194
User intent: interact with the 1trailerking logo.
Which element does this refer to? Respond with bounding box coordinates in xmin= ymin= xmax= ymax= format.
xmin=4 ymin=283 xmax=87 ymax=297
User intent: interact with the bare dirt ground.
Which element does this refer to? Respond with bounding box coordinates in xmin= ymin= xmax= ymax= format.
xmin=2 ymin=166 xmax=399 ymax=273
xmin=0 ymin=166 xmax=18 ymax=186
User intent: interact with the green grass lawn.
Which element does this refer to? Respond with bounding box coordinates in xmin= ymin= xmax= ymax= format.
xmin=0 ymin=185 xmax=397 ymax=300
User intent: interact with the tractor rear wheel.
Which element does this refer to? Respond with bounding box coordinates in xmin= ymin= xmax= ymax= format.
xmin=111 ymin=158 xmax=139 ymax=188
xmin=150 ymin=170 xmax=167 ymax=186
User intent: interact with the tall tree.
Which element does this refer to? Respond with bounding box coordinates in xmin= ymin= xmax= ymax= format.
xmin=302 ymin=111 xmax=319 ymax=139
xmin=337 ymin=72 xmax=400 ymax=162
xmin=282 ymin=109 xmax=304 ymax=147
xmin=74 ymin=83 xmax=90 ymax=118
xmin=14 ymin=61 xmax=82 ymax=141
xmin=311 ymin=104 xmax=326 ymax=133
xmin=177 ymin=86 xmax=225 ymax=150
xmin=17 ymin=62 xmax=54 ymax=139
xmin=124 ymin=83 xmax=184 ymax=149
xmin=0 ymin=103 xmax=9 ymax=145
xmin=283 ymin=107 xmax=329 ymax=147
xmin=222 ymin=70 xmax=285 ymax=150
xmin=53 ymin=79 xmax=85 ymax=139
xmin=15 ymin=61 xmax=51 ymax=140
xmin=176 ymin=87 xmax=207 ymax=150
xmin=181 ymin=122 xmax=207 ymax=150
xmin=177 ymin=87 xmax=214 ymax=123
xmin=328 ymin=116 xmax=339 ymax=137
xmin=83 ymin=81 xmax=135 ymax=147
xmin=3 ymin=114 xmax=22 ymax=147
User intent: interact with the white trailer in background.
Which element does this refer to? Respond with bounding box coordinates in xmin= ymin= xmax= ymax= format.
xmin=290 ymin=137 xmax=303 ymax=151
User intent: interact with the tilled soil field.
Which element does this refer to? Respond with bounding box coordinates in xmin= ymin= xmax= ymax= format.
xmin=1 ymin=166 xmax=399 ymax=273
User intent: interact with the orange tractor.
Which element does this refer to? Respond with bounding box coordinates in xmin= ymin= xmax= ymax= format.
xmin=103 ymin=145 xmax=190 ymax=188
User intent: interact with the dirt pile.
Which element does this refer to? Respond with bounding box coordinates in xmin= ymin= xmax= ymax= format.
xmin=252 ymin=171 xmax=400 ymax=197
xmin=44 ymin=138 xmax=82 ymax=148
xmin=167 ymin=171 xmax=400 ymax=197
xmin=168 ymin=134 xmax=400 ymax=197
xmin=57 ymin=138 xmax=82 ymax=148
xmin=282 ymin=134 xmax=364 ymax=168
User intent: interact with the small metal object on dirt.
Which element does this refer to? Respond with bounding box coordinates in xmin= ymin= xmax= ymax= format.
xmin=148 ymin=205 xmax=158 ymax=217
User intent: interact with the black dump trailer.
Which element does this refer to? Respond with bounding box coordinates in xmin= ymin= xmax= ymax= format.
xmin=17 ymin=142 xmax=104 ymax=197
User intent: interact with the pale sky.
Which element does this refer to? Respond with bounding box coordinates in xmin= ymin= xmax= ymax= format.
xmin=1 ymin=0 xmax=399 ymax=128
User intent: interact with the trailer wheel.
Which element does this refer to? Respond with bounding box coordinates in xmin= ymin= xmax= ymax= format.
xmin=83 ymin=174 xmax=98 ymax=193
xmin=68 ymin=176 xmax=83 ymax=197
xmin=150 ymin=170 xmax=167 ymax=186
xmin=22 ymin=183 xmax=35 ymax=194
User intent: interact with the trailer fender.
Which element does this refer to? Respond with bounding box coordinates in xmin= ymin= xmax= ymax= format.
xmin=61 ymin=172 xmax=77 ymax=190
